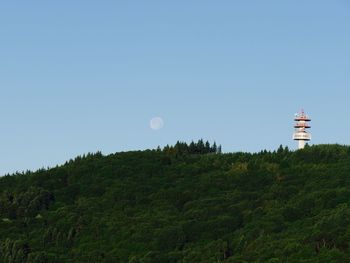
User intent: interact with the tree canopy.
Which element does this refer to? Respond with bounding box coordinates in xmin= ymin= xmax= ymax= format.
xmin=1 ymin=143 xmax=350 ymax=262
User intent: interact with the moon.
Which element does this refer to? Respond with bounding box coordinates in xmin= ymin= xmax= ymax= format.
xmin=150 ymin=117 xmax=164 ymax=130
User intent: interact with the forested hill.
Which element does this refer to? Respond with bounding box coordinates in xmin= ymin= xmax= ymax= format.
xmin=2 ymin=143 xmax=350 ymax=262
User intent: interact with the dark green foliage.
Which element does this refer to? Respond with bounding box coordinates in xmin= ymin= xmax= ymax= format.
xmin=2 ymin=144 xmax=350 ymax=262
xmin=163 ymin=140 xmax=222 ymax=156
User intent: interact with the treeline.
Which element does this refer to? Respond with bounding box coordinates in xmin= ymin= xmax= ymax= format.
xmin=1 ymin=144 xmax=350 ymax=262
xmin=162 ymin=139 xmax=222 ymax=155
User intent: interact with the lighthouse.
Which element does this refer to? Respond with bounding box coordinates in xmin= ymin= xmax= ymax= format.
xmin=293 ymin=109 xmax=311 ymax=149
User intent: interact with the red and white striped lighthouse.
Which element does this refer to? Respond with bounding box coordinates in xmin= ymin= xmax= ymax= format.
xmin=293 ymin=109 xmax=311 ymax=149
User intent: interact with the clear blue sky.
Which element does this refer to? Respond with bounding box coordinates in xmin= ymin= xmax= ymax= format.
xmin=1 ymin=1 xmax=349 ymax=174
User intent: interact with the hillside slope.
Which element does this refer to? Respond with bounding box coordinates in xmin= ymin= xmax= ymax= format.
xmin=1 ymin=144 xmax=350 ymax=262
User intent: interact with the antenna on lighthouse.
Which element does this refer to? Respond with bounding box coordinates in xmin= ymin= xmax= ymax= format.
xmin=293 ymin=109 xmax=311 ymax=149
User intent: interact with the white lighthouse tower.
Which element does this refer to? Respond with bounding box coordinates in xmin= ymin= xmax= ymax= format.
xmin=293 ymin=109 xmax=311 ymax=149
